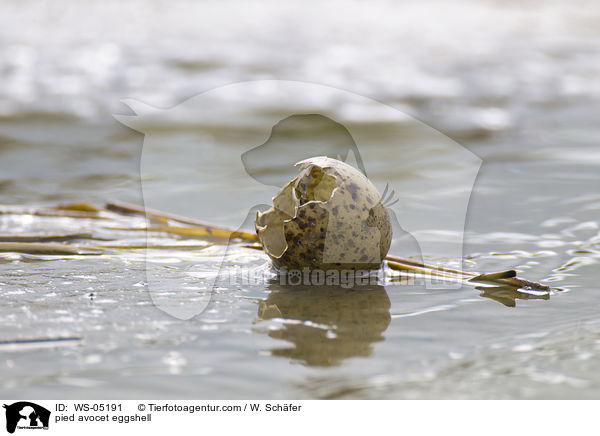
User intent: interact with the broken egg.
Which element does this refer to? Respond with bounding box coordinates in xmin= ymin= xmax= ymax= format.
xmin=255 ymin=156 xmax=392 ymax=271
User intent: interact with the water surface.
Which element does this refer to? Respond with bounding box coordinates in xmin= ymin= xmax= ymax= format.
xmin=1 ymin=0 xmax=599 ymax=399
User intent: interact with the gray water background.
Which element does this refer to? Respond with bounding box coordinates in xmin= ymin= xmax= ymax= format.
xmin=0 ymin=0 xmax=599 ymax=398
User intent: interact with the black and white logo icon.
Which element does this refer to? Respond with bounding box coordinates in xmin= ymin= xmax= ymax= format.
xmin=3 ymin=402 xmax=50 ymax=434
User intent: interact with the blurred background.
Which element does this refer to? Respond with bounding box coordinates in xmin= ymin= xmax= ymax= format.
xmin=1 ymin=0 xmax=599 ymax=206
xmin=1 ymin=0 xmax=600 ymax=399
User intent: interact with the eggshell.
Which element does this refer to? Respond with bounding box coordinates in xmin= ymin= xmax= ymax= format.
xmin=255 ymin=157 xmax=392 ymax=271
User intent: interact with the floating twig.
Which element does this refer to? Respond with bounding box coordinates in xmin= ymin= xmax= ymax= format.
xmin=0 ymin=200 xmax=551 ymax=297
xmin=0 ymin=242 xmax=104 ymax=255
xmin=106 ymin=201 xmax=551 ymax=293
xmin=0 ymin=233 xmax=103 ymax=243
xmin=385 ymin=255 xmax=549 ymax=292
xmin=106 ymin=201 xmax=258 ymax=241
xmin=0 ymin=204 xmax=103 ymax=219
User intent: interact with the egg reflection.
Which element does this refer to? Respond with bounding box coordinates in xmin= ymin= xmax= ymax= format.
xmin=255 ymin=281 xmax=391 ymax=366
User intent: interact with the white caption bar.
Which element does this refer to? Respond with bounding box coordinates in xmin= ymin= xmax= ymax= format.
xmin=0 ymin=400 xmax=597 ymax=436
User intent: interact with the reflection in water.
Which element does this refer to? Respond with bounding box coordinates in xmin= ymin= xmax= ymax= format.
xmin=255 ymin=278 xmax=551 ymax=368
xmin=390 ymin=274 xmax=552 ymax=308
xmin=476 ymin=285 xmax=550 ymax=307
xmin=256 ymin=281 xmax=391 ymax=366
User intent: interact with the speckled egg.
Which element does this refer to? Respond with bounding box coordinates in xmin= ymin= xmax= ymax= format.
xmin=255 ymin=156 xmax=392 ymax=271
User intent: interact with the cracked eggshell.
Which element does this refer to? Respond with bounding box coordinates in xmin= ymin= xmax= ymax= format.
xmin=255 ymin=156 xmax=392 ymax=271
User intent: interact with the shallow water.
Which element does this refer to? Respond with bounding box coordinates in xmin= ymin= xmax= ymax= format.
xmin=1 ymin=0 xmax=599 ymax=399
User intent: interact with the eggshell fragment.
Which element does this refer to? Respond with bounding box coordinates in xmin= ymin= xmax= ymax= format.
xmin=255 ymin=157 xmax=392 ymax=271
